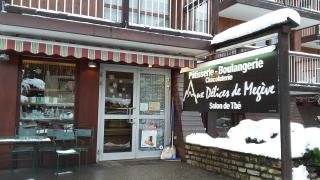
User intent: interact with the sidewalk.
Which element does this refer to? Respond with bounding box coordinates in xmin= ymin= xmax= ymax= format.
xmin=0 ymin=159 xmax=232 ymax=180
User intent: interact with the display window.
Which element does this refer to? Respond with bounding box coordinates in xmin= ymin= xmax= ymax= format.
xmin=19 ymin=60 xmax=76 ymax=131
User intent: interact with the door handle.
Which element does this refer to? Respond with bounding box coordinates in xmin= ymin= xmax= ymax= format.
xmin=127 ymin=118 xmax=135 ymax=124
xmin=127 ymin=107 xmax=136 ymax=115
xmin=126 ymin=107 xmax=136 ymax=124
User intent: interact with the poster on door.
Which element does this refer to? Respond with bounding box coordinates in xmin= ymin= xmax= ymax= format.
xmin=141 ymin=130 xmax=157 ymax=148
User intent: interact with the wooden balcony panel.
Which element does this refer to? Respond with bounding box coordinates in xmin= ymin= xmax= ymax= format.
xmin=301 ymin=25 xmax=320 ymax=44
xmin=65 ymin=2 xmax=73 ymax=14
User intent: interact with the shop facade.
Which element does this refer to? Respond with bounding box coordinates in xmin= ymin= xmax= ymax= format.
xmin=0 ymin=35 xmax=200 ymax=166
xmin=0 ymin=0 xmax=215 ymax=168
xmin=1 ymin=0 xmax=320 ymax=170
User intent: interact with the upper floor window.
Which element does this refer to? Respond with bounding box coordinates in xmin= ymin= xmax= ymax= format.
xmin=184 ymin=0 xmax=209 ymax=33
xmin=104 ymin=0 xmax=123 ymax=22
xmin=129 ymin=0 xmax=170 ymax=28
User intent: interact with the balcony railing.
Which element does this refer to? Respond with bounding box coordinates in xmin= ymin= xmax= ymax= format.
xmin=301 ymin=25 xmax=320 ymax=38
xmin=8 ymin=0 xmax=212 ymax=35
xmin=9 ymin=0 xmax=104 ymax=18
xmin=274 ymin=0 xmax=320 ymax=12
xmin=215 ymin=49 xmax=320 ymax=85
xmin=289 ymin=51 xmax=320 ymax=85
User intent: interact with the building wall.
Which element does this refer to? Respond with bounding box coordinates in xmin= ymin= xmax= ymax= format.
xmin=75 ymin=60 xmax=100 ymax=164
xmin=0 ymin=52 xmax=20 ymax=169
xmin=246 ymin=97 xmax=312 ymax=125
xmin=290 ymin=30 xmax=302 ymax=51
xmin=219 ymin=17 xmax=243 ymax=33
xmin=301 ymin=47 xmax=320 ymax=54
xmin=172 ymin=71 xmax=206 ymax=160
xmin=185 ymin=143 xmax=320 ymax=180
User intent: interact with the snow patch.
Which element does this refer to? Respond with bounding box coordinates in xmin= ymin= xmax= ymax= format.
xmin=0 ymin=137 xmax=51 ymax=143
xmin=186 ymin=119 xmax=320 ymax=159
xmin=105 ymin=97 xmax=131 ymax=106
xmin=211 ymin=8 xmax=301 ymax=45
xmin=20 ymin=95 xmax=28 ymax=103
xmin=292 ymin=165 xmax=310 ymax=180
xmin=56 ymin=149 xmax=77 ymax=154
xmin=22 ymin=78 xmax=45 ymax=90
xmin=130 ymin=23 xmax=213 ymax=38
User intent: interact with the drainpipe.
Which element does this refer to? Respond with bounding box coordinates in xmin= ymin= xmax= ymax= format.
xmin=213 ymin=0 xmax=220 ymax=36
xmin=122 ymin=0 xmax=129 ymax=28
xmin=206 ymin=0 xmax=221 ymax=138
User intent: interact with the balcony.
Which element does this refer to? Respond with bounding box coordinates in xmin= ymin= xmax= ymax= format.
xmin=219 ymin=0 xmax=320 ymax=29
xmin=301 ymin=25 xmax=320 ymax=49
xmin=271 ymin=0 xmax=320 ymax=12
xmin=5 ymin=0 xmax=213 ymax=38
xmin=289 ymin=51 xmax=320 ymax=93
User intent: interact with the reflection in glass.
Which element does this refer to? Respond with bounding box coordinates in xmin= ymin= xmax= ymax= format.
xmin=105 ymin=71 xmax=133 ymax=114
xmin=129 ymin=0 xmax=170 ymax=28
xmin=104 ymin=0 xmax=123 ymax=22
xmin=185 ymin=0 xmax=209 ymax=33
xmin=104 ymin=119 xmax=132 ymax=153
xmin=216 ymin=112 xmax=232 ymax=138
xmin=140 ymin=74 xmax=165 ymax=115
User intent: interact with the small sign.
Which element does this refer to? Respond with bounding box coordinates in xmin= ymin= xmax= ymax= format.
xmin=141 ymin=130 xmax=157 ymax=148
xmin=183 ymin=46 xmax=278 ymax=113
xmin=149 ymin=102 xmax=161 ymax=111
xmin=140 ymin=103 xmax=149 ymax=112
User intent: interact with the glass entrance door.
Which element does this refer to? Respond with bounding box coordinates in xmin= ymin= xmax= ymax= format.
xmin=98 ymin=65 xmax=171 ymax=161
xmin=98 ymin=67 xmax=138 ymax=160
xmin=136 ymin=72 xmax=171 ymax=158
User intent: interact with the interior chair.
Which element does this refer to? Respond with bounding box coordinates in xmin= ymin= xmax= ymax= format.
xmin=54 ymin=130 xmax=80 ymax=174
xmin=11 ymin=127 xmax=37 ymax=172
xmin=74 ymin=128 xmax=94 ymax=166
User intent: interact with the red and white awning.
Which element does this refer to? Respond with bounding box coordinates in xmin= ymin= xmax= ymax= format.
xmin=0 ymin=35 xmax=196 ymax=68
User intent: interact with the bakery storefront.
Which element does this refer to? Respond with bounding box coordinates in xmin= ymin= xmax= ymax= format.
xmin=0 ymin=35 xmax=196 ymax=165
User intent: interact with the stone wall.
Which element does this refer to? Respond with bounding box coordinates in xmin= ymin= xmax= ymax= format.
xmin=185 ymin=143 xmax=319 ymax=180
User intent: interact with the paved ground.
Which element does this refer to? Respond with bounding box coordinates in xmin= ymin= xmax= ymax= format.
xmin=0 ymin=159 xmax=232 ymax=180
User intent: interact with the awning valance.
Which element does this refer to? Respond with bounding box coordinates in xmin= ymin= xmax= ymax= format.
xmin=0 ymin=35 xmax=196 ymax=68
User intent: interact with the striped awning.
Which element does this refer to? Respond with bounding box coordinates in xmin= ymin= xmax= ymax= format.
xmin=0 ymin=35 xmax=196 ymax=68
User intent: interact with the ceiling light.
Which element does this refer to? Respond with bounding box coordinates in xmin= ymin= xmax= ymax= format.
xmin=88 ymin=61 xmax=97 ymax=68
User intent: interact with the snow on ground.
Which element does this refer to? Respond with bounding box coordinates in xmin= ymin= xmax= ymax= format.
xmin=211 ymin=8 xmax=301 ymax=45
xmin=292 ymin=165 xmax=310 ymax=180
xmin=186 ymin=119 xmax=320 ymax=159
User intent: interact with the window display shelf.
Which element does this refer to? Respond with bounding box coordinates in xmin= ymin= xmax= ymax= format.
xmin=28 ymin=88 xmax=73 ymax=92
xmin=20 ymin=118 xmax=73 ymax=122
xmin=21 ymin=103 xmax=74 ymax=107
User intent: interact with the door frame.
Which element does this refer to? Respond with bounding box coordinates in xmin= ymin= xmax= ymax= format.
xmin=96 ymin=64 xmax=171 ymax=161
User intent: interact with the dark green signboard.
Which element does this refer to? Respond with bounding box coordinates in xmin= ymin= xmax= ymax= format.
xmin=183 ymin=46 xmax=278 ymax=113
